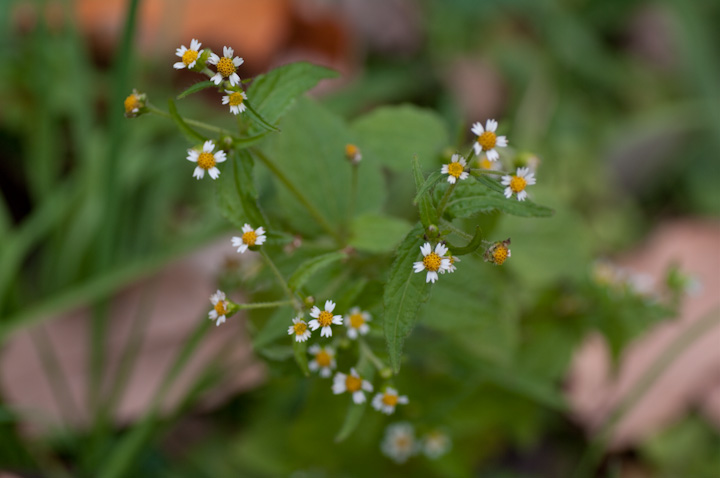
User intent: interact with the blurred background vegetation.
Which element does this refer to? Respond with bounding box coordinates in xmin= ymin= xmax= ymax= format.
xmin=0 ymin=0 xmax=718 ymax=477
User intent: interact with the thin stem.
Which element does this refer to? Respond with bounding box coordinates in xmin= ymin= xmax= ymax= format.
xmin=435 ymin=182 xmax=457 ymax=218
xmin=236 ymin=299 xmax=295 ymax=309
xmin=259 ymin=248 xmax=300 ymax=310
xmin=358 ymin=338 xmax=386 ymax=372
xmin=571 ymin=308 xmax=720 ymax=478
xmin=252 ymin=148 xmax=342 ymax=243
xmin=146 ymin=105 xmax=233 ymax=136
xmin=469 ymin=168 xmax=507 ymax=176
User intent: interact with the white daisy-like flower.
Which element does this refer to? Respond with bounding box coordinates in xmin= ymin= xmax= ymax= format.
xmin=413 ymin=242 xmax=451 ymax=283
xmin=440 ymin=154 xmax=469 ymax=184
xmin=477 ymin=155 xmax=501 ymax=171
xmin=287 ymin=316 xmax=311 ymax=342
xmin=381 ymin=422 xmax=417 ymax=464
xmin=332 ymin=368 xmax=373 ymax=404
xmin=344 ymin=307 xmax=371 ymax=340
xmin=501 ymin=167 xmax=536 ymax=201
xmin=231 ymin=224 xmax=266 ymax=254
xmin=186 ymin=140 xmax=227 ymax=180
xmin=441 ymin=254 xmax=461 ymax=274
xmin=308 ymin=300 xmax=343 ymax=338
xmin=371 ymin=387 xmax=409 ymax=415
xmin=422 ymin=430 xmax=452 ymax=459
xmin=207 ymin=46 xmax=243 ymax=86
xmin=173 ymin=39 xmax=203 ymax=70
xmin=345 ymin=143 xmax=362 ymax=164
xmin=471 ymin=119 xmax=508 ymax=161
xmin=222 ymin=89 xmax=248 ymax=115
xmin=208 ymin=290 xmax=229 ymax=326
xmin=123 ymin=89 xmax=145 ymax=118
xmin=308 ymin=344 xmax=336 ymax=378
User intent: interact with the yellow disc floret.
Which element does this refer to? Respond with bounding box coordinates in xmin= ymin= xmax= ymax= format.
xmin=477 ymin=131 xmax=497 ymax=151
xmin=197 ymin=152 xmax=216 ymax=170
xmin=349 ymin=313 xmax=365 ymax=328
xmin=228 ymin=92 xmax=244 ymax=106
xmin=509 ymin=176 xmax=527 ymax=193
xmin=479 ymin=158 xmax=493 ymax=169
xmin=423 ymin=252 xmax=442 ymax=272
xmin=447 ymin=161 xmax=464 ymax=178
xmin=242 ymin=230 xmax=257 ymax=246
xmin=182 ymin=49 xmax=199 ymax=66
xmin=345 ymin=144 xmax=359 ymax=157
xmin=293 ymin=321 xmax=307 ymax=335
xmin=124 ymin=94 xmax=140 ymax=114
xmin=216 ymin=57 xmax=236 ymax=78
xmin=345 ymin=374 xmax=362 ymax=392
xmin=317 ymin=310 xmax=334 ymax=327
xmin=315 ymin=350 xmax=332 ymax=367
xmin=214 ymin=301 xmax=227 ymax=316
xmin=492 ymin=245 xmax=509 ymax=265
xmin=382 ymin=393 xmax=398 ymax=406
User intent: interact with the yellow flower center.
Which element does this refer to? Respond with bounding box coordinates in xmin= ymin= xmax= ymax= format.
xmin=315 ymin=350 xmax=332 ymax=367
xmin=423 ymin=252 xmax=442 ymax=272
xmin=395 ymin=436 xmax=411 ymax=450
xmin=182 ymin=49 xmax=199 ymax=66
xmin=382 ymin=393 xmax=398 ymax=406
xmin=317 ymin=310 xmax=334 ymax=327
xmin=345 ymin=143 xmax=359 ymax=158
xmin=493 ymin=245 xmax=509 ymax=265
xmin=293 ymin=321 xmax=307 ymax=335
xmin=214 ymin=301 xmax=227 ymax=316
xmin=479 ymin=158 xmax=493 ymax=169
xmin=477 ymin=131 xmax=497 ymax=150
xmin=509 ymin=175 xmax=527 ymax=193
xmin=228 ymin=92 xmax=244 ymax=106
xmin=242 ymin=230 xmax=257 ymax=246
xmin=197 ymin=152 xmax=216 ymax=170
xmin=216 ymin=57 xmax=236 ymax=78
xmin=349 ymin=313 xmax=365 ymax=329
xmin=447 ymin=161 xmax=464 ymax=178
xmin=124 ymin=94 xmax=140 ymax=113
xmin=345 ymin=374 xmax=362 ymax=392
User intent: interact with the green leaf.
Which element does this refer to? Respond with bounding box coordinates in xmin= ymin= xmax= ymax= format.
xmin=231 ymin=131 xmax=271 ymax=148
xmin=253 ymin=307 xmax=293 ymax=349
xmin=383 ymin=223 xmax=431 ymax=373
xmin=176 ymin=80 xmax=216 ymax=99
xmin=167 ymin=98 xmax=206 ymax=142
xmin=245 ymin=100 xmax=281 ymax=132
xmin=216 ymin=149 xmax=266 ymax=229
xmin=413 ymin=156 xmax=438 ymax=228
xmin=444 ymin=225 xmax=483 ymax=256
xmin=247 ymin=62 xmax=338 ymax=133
xmin=441 ymin=181 xmax=554 ymax=219
xmin=349 ymin=213 xmax=413 ymax=253
xmin=414 ymin=170 xmax=444 ymax=205
xmin=351 ymin=105 xmax=449 ymax=172
xmin=293 ymin=340 xmax=310 ymax=376
xmin=287 ymin=251 xmax=348 ymax=292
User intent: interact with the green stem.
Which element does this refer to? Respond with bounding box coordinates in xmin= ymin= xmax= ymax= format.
xmin=358 ymin=338 xmax=386 ymax=372
xmin=469 ymin=168 xmax=507 ymax=176
xmin=252 ymin=148 xmax=342 ymax=243
xmin=146 ymin=105 xmax=233 ymax=136
xmin=571 ymin=308 xmax=720 ymax=478
xmin=259 ymin=249 xmax=300 ymax=310
xmin=435 ymin=182 xmax=457 ymax=218
xmin=236 ymin=299 xmax=295 ymax=310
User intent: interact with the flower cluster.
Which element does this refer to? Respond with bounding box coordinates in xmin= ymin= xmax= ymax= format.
xmin=380 ymin=423 xmax=452 ymax=463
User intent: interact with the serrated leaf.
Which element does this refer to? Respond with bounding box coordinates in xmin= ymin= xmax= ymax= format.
xmin=167 ymin=98 xmax=206 ymax=142
xmin=176 ymin=80 xmax=216 ymax=99
xmin=293 ymin=340 xmax=310 ymax=376
xmin=287 ymin=251 xmax=348 ymax=292
xmin=349 ymin=213 xmax=413 ymax=253
xmin=383 ymin=223 xmax=431 ymax=373
xmin=351 ymin=105 xmax=448 ymax=172
xmin=216 ymin=149 xmax=266 ymax=229
xmin=441 ymin=181 xmax=554 ymax=219
xmin=413 ymin=157 xmax=438 ymax=228
xmin=413 ymin=171 xmax=444 ymax=204
xmin=247 ymin=62 xmax=338 ymax=134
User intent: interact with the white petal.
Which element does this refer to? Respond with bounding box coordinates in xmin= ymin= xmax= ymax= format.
xmin=458 ymin=157 xmax=467 ymax=167
xmin=187 ymin=150 xmax=199 ymax=162
xmin=309 ymin=306 xmax=321 ymax=318
xmin=190 ymin=39 xmax=201 ymax=50
xmin=173 ymin=62 xmax=186 ymax=69
xmin=287 ymin=325 xmax=295 ymax=335
xmin=229 ymin=73 xmax=240 ymax=86
xmin=202 ymin=140 xmax=214 ymax=153
xmin=193 ymin=167 xmax=204 ymax=179
xmin=427 ymin=271 xmax=438 ymax=283
xmin=255 ymin=236 xmax=266 ymax=245
xmin=222 ymin=96 xmax=230 ymax=105
xmin=308 ymin=344 xmax=320 ymax=354
xmin=208 ymin=310 xmax=218 ymax=320
xmin=299 ymin=331 xmax=311 ymax=342
xmin=332 ymin=315 xmax=343 ymax=325
xmin=208 ymin=53 xmax=219 ymax=65
xmin=332 ymin=383 xmax=346 ymax=394
xmin=496 ymin=136 xmax=508 ymax=147
xmin=210 ymin=73 xmax=222 ymax=85
xmin=325 ymin=300 xmax=336 ymax=312
xmin=223 ymin=46 xmax=233 ymax=57
xmin=441 ymin=165 xmax=449 ymax=174
xmin=486 ymin=149 xmax=499 ymax=161
xmin=255 ymin=227 xmax=265 ymax=236
xmin=413 ymin=262 xmax=425 ymax=273
xmin=321 ymin=326 xmax=332 ymax=338
xmin=517 ymin=190 xmax=528 ymax=201
xmin=460 ymin=172 xmax=469 ymax=180
xmin=447 ymin=175 xmax=456 ymax=184
xmin=308 ymin=361 xmax=319 ymax=371
xmin=308 ymin=319 xmax=320 ymax=330
xmin=231 ymin=236 xmax=242 ymax=247
xmin=471 ymin=122 xmax=484 ymax=135
xmin=320 ymin=368 xmax=331 ymax=378
xmin=214 ymin=150 xmax=227 ymax=163
xmin=486 ymin=119 xmax=497 ymax=132
xmin=352 ymin=391 xmax=366 ymax=404
xmin=525 ymin=174 xmax=537 ymax=185
xmin=233 ymin=57 xmax=244 ymax=67
xmin=504 ymin=187 xmax=513 ymax=198
xmin=347 ymin=328 xmax=358 ymax=339
xmin=473 ymin=142 xmax=482 ymax=156
xmin=434 ymin=243 xmax=448 ymax=256
xmin=242 ymin=224 xmax=252 ymax=233
xmin=398 ymin=396 xmax=409 ymax=404
xmin=362 ymin=380 xmax=373 ymax=392
xmin=216 ymin=316 xmax=226 ymax=326
xmin=208 ymin=167 xmax=220 ymax=180
xmin=237 ymin=243 xmax=249 ymax=253
xmin=501 ymin=175 xmax=512 ymax=185
xmin=420 ymin=243 xmax=432 ymax=256
xmin=359 ymin=324 xmax=369 ymax=334
xmin=372 ymin=394 xmax=383 ymax=411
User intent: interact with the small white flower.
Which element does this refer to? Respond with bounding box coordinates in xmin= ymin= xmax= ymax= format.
xmin=477 ymin=155 xmax=501 ymax=171
xmin=413 ymin=242 xmax=451 ymax=283
xmin=501 ymin=167 xmax=536 ymax=201
xmin=287 ymin=316 xmax=311 ymax=342
xmin=345 ymin=144 xmax=362 ymax=164
xmin=308 ymin=344 xmax=336 ymax=378
xmin=231 ymin=224 xmax=266 ymax=253
xmin=422 ymin=430 xmax=452 ymax=459
xmin=222 ymin=89 xmax=248 ymax=115
xmin=344 ymin=307 xmax=371 ymax=340
xmin=372 ymin=387 xmax=409 ymax=415
xmin=208 ymin=46 xmax=243 ymax=86
xmin=186 ymin=140 xmax=227 ymax=180
xmin=381 ymin=422 xmax=417 ymax=464
xmin=208 ymin=290 xmax=229 ymax=326
xmin=440 ymin=154 xmax=469 ymax=184
xmin=173 ymin=39 xmax=203 ymax=70
xmin=441 ymin=254 xmax=460 ymax=274
xmin=308 ymin=300 xmax=343 ymax=338
xmin=332 ymin=368 xmax=373 ymax=404
xmin=471 ymin=119 xmax=508 ymax=161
